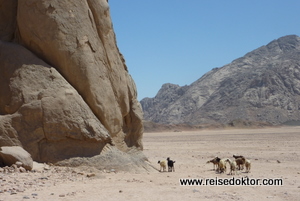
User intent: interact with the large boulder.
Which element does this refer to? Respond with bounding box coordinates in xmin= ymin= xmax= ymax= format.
xmin=16 ymin=0 xmax=140 ymax=139
xmin=0 ymin=0 xmax=144 ymax=168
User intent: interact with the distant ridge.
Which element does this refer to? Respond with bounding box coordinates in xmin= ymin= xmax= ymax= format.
xmin=141 ymin=35 xmax=300 ymax=126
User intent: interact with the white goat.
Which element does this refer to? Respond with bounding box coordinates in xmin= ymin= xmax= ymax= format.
xmin=245 ymin=159 xmax=251 ymax=173
xmin=216 ymin=158 xmax=227 ymax=173
xmin=158 ymin=160 xmax=167 ymax=172
xmin=225 ymin=158 xmax=237 ymax=175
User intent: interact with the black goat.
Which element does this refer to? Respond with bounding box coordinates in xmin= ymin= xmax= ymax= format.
xmin=233 ymin=155 xmax=244 ymax=159
xmin=167 ymin=157 xmax=175 ymax=172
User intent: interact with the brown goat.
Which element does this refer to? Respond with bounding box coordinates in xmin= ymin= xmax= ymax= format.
xmin=206 ymin=157 xmax=220 ymax=170
xmin=235 ymin=157 xmax=246 ymax=170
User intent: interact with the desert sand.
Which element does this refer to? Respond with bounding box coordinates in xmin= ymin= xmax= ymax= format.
xmin=1 ymin=126 xmax=299 ymax=201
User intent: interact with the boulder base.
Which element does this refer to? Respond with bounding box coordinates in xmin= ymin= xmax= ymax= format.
xmin=0 ymin=146 xmax=33 ymax=170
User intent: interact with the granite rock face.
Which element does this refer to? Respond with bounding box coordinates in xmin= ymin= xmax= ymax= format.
xmin=141 ymin=35 xmax=300 ymax=125
xmin=0 ymin=0 xmax=144 ymax=165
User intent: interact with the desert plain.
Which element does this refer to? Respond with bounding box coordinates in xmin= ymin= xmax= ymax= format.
xmin=0 ymin=126 xmax=299 ymax=201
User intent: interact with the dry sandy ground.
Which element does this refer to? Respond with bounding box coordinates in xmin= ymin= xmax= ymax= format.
xmin=1 ymin=126 xmax=300 ymax=201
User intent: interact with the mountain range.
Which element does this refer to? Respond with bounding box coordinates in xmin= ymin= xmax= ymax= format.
xmin=140 ymin=35 xmax=300 ymax=126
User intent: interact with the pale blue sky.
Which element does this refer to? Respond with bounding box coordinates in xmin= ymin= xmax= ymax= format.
xmin=109 ymin=1 xmax=300 ymax=100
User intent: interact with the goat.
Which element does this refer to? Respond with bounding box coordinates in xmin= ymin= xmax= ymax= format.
xmin=233 ymin=155 xmax=244 ymax=159
xmin=216 ymin=158 xmax=227 ymax=173
xmin=245 ymin=159 xmax=251 ymax=173
xmin=158 ymin=160 xmax=167 ymax=172
xmin=206 ymin=157 xmax=220 ymax=170
xmin=235 ymin=157 xmax=246 ymax=170
xmin=225 ymin=158 xmax=237 ymax=175
xmin=167 ymin=157 xmax=175 ymax=172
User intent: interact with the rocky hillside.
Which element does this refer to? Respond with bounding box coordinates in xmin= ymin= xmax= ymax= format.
xmin=0 ymin=0 xmax=147 ymax=170
xmin=141 ymin=35 xmax=300 ymax=126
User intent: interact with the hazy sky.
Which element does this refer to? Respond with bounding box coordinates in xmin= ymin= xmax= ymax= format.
xmin=109 ymin=1 xmax=300 ymax=100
